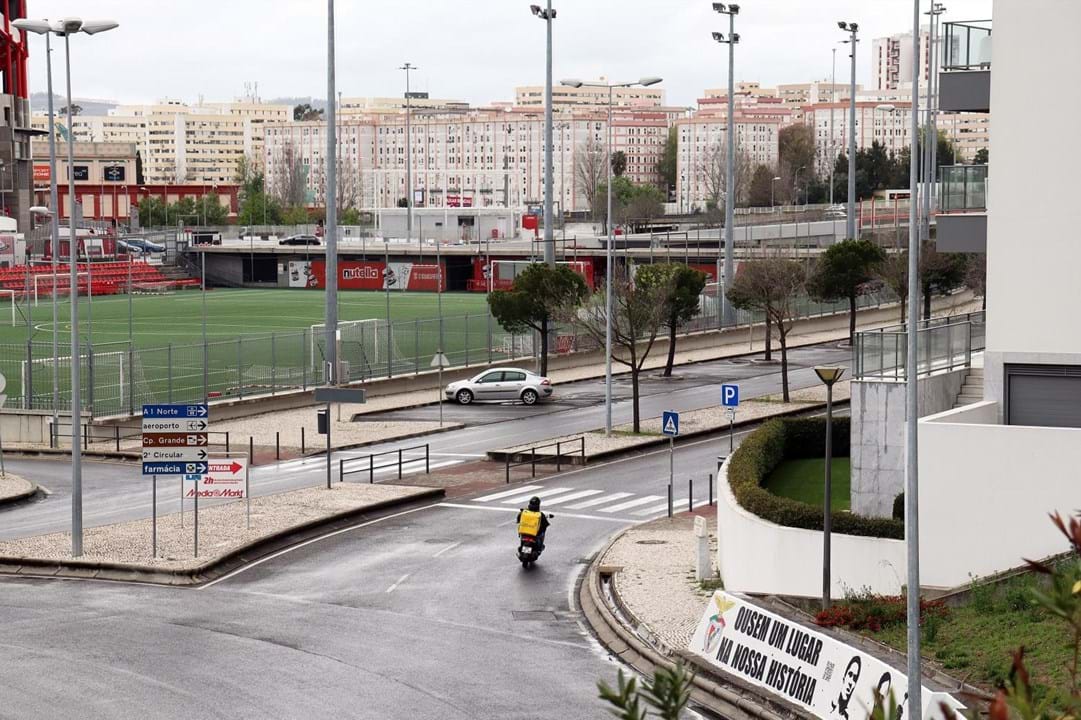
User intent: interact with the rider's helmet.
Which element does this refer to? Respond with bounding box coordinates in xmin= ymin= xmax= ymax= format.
xmin=527 ymin=496 xmax=541 ymax=512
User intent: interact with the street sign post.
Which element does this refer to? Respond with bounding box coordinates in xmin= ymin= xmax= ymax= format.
xmin=313 ymin=388 xmax=367 ymax=490
xmin=662 ymin=411 xmax=679 ymax=511
xmin=142 ymin=403 xmax=211 ymax=559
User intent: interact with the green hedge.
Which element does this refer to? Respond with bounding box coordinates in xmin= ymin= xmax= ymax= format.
xmin=728 ymin=417 xmax=904 ymax=540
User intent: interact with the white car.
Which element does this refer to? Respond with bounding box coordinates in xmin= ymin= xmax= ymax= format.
xmin=445 ymin=368 xmax=554 ymax=406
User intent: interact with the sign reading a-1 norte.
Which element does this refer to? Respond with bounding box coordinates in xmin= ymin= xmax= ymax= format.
xmin=142 ymin=404 xmax=209 ymax=475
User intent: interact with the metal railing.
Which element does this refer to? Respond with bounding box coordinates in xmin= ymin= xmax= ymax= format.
xmin=942 ymin=20 xmax=992 ymax=71
xmin=852 ymin=311 xmax=985 ymax=381
xmin=505 ymin=437 xmax=586 ymax=483
xmin=939 ymin=165 xmax=988 ymax=213
xmin=339 ymin=443 xmax=431 ymax=483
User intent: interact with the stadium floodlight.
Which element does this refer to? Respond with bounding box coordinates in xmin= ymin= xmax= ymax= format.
xmin=15 ymin=13 xmax=119 ymax=559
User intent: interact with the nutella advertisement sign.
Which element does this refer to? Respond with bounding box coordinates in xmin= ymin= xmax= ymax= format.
xmin=290 ymin=260 xmax=444 ymax=291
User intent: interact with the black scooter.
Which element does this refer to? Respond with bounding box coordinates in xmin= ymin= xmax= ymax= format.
xmin=517 ymin=514 xmax=553 ymax=568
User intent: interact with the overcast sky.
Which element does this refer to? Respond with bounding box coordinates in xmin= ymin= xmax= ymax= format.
xmin=25 ymin=0 xmax=992 ymax=109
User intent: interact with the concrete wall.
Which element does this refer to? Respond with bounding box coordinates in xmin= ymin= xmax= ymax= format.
xmin=716 ymin=456 xmax=907 ymax=598
xmin=984 ymin=0 xmax=1081 ymax=407
xmin=919 ymin=400 xmax=1081 ymax=589
xmin=850 ymin=368 xmax=968 ymax=517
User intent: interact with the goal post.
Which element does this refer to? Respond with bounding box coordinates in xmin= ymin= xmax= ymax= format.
xmin=309 ymin=318 xmax=403 ymax=382
xmin=21 ymin=348 xmax=149 ymax=415
xmin=33 ymin=271 xmax=91 ymax=307
xmin=0 ymin=289 xmax=15 ymax=326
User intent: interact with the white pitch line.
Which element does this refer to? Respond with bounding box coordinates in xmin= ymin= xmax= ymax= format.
xmin=599 ymin=495 xmax=665 ymax=514
xmin=386 ymin=573 xmax=410 ymax=593
xmin=538 ymin=489 xmax=602 ymax=506
xmin=472 ymin=485 xmax=543 ymax=502
xmin=432 ymin=541 xmax=461 ymax=558
xmin=499 ymin=487 xmax=576 ymax=505
xmin=565 ymin=492 xmax=632 ymax=510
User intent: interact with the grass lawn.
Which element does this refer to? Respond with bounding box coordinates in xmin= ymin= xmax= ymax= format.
xmin=762 ymin=457 xmax=851 ymax=511
xmin=866 ymin=571 xmax=1075 ymax=712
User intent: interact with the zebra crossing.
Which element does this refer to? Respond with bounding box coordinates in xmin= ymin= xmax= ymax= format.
xmin=468 ymin=484 xmax=712 ymax=519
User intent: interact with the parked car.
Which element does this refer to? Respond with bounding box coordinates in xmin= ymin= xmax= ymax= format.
xmin=824 ymin=209 xmax=847 ymax=219
xmin=279 ymin=235 xmax=322 ymax=246
xmin=445 ymin=368 xmax=553 ymax=406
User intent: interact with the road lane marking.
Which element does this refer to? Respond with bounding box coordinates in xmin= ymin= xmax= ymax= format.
xmin=633 ymin=501 xmax=676 ymax=516
xmin=428 ymin=453 xmax=486 ymax=458
xmin=432 ymin=541 xmax=461 ymax=558
xmin=599 ymin=495 xmax=665 ymax=513
xmin=386 ymin=573 xmax=410 ymax=593
xmin=566 ymin=492 xmax=631 ymax=510
xmin=471 ymin=485 xmax=543 ymax=502
xmin=538 ymin=489 xmax=602 ymax=506
xmin=436 ymin=502 xmax=630 ymax=524
xmin=499 ymin=487 xmax=576 ymax=505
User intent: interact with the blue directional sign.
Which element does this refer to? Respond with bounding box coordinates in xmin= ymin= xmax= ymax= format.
xmin=142 ymin=461 xmax=208 ymax=476
xmin=662 ymin=411 xmax=679 ymax=437
xmin=721 ymin=384 xmax=740 ymax=407
xmin=142 ymin=403 xmax=208 ymax=419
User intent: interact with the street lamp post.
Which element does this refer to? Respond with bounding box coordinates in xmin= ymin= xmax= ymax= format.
xmin=401 ymin=63 xmax=416 ymax=245
xmin=838 ymin=21 xmax=859 ymax=240
xmin=15 ymin=15 xmax=119 ymax=558
xmin=829 ymin=47 xmax=837 ymax=207
xmin=712 ymin=3 xmax=740 ymax=329
xmin=770 ymin=176 xmax=781 ymax=210
xmin=326 ymin=0 xmax=339 ymax=386
xmin=814 ymin=366 xmax=845 ymax=609
xmin=561 ymin=77 xmax=662 ymax=436
xmin=530 ymin=3 xmax=557 ymax=267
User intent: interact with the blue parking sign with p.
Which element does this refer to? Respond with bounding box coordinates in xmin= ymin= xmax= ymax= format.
xmin=662 ymin=411 xmax=679 ymax=436
xmin=722 ymin=384 xmax=739 ymax=407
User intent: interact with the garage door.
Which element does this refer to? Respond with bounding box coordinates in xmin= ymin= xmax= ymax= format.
xmin=1006 ymin=364 xmax=1081 ymax=428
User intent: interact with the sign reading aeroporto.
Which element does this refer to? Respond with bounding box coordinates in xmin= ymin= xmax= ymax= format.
xmin=689 ymin=592 xmax=963 ymax=720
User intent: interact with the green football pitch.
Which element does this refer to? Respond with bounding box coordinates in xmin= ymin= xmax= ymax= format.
xmin=0 ymin=288 xmax=492 ymax=347
xmin=0 ymin=289 xmax=528 ymax=417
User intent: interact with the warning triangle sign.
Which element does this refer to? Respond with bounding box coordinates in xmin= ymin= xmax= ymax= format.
xmin=664 ymin=416 xmax=677 ymax=434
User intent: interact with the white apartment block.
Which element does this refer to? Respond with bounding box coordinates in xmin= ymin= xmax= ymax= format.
xmin=263 ymin=107 xmax=669 ymax=214
xmin=674 ymin=115 xmax=782 ymax=212
xmin=805 ymin=101 xmax=913 ymax=173
xmin=264 ymin=120 xmax=376 ymax=209
xmin=515 ymin=80 xmax=664 ymax=109
xmin=871 ymin=27 xmax=932 ymax=91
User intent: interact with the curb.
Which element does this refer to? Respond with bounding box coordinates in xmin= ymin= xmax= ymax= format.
xmin=5 ymin=423 xmax=466 ymax=467
xmin=0 ymin=487 xmax=445 ymax=587
xmin=0 ymin=482 xmax=42 ymax=509
xmin=490 ymin=400 xmax=849 ymax=466
xmin=578 ymin=530 xmax=800 ymax=720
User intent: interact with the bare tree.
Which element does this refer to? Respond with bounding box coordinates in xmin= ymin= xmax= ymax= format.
xmin=876 ymin=250 xmax=909 ymax=323
xmin=574 ymin=136 xmax=606 ymax=220
xmin=312 ymin=155 xmax=363 ymax=214
xmin=575 ymin=269 xmax=670 ymax=433
xmin=701 ymin=138 xmax=753 ymax=212
xmin=271 ymin=142 xmax=309 ymax=208
xmin=727 ymin=256 xmax=807 ymax=401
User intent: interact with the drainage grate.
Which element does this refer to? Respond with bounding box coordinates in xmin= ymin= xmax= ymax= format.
xmin=511 ymin=610 xmax=558 ymax=621
xmin=636 ymin=539 xmax=668 ymax=545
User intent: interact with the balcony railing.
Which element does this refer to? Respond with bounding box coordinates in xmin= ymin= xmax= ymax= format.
xmin=942 ymin=20 xmax=992 ymax=71
xmin=853 ymin=311 xmax=986 ymax=381
xmin=939 ymin=164 xmax=987 ymax=213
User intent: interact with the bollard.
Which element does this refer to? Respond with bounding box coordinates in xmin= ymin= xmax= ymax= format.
xmin=115 ymin=426 xmax=120 ymax=453
xmin=505 ymin=456 xmax=510 ymax=484
xmin=369 ymin=454 xmax=375 ymax=483
xmin=398 ymin=448 xmax=403 ymax=480
xmin=301 ymin=426 xmax=306 ymax=454
xmin=709 ymin=472 xmax=714 ymax=506
xmin=556 ymin=441 xmax=562 ymax=472
xmin=425 ymin=444 xmax=430 ymax=475
xmin=694 ymin=515 xmax=711 ymax=581
xmin=667 ymin=483 xmax=673 ymax=517
xmin=689 ymin=477 xmax=694 ymax=513
xmin=249 ymin=436 xmax=254 ymax=467
xmin=276 ymin=431 xmax=280 ymax=460
xmin=225 ymin=432 xmax=230 ymax=454
xmin=339 ymin=457 xmax=345 ymax=483
xmin=531 ymin=447 xmax=537 ymax=478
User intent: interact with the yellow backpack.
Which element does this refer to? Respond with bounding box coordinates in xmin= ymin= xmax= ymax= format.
xmin=518 ymin=510 xmax=542 ymax=536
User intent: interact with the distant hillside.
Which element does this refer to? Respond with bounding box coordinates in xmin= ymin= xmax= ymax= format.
xmin=29 ymin=92 xmax=117 ymax=116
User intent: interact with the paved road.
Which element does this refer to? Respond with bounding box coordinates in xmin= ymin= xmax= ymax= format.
xmin=0 ymin=349 xmax=849 ymax=718
xmin=0 ymin=343 xmax=849 ymax=540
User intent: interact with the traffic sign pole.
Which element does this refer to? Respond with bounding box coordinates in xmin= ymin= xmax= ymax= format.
xmin=194 ymin=477 xmax=199 ymax=559
xmin=152 ymin=474 xmax=157 ymax=559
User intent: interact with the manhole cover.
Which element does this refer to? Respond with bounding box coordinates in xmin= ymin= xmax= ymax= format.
xmin=511 ymin=610 xmax=558 ymax=621
xmin=636 ymin=539 xmax=668 ymax=545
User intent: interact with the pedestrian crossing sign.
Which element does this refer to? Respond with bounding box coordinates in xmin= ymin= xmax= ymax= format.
xmin=662 ymin=411 xmax=679 ymax=436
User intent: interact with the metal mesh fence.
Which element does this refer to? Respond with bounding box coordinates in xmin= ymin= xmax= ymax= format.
xmin=4 ymin=283 xmax=902 ymax=417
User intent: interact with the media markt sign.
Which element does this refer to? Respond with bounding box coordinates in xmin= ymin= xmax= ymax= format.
xmin=185 ymin=458 xmax=248 ymax=500
xmin=688 ymin=592 xmax=964 ymax=720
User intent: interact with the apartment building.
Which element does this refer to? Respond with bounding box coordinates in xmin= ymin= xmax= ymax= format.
xmin=803 ymin=101 xmax=913 ymax=172
xmin=515 ymin=79 xmax=664 ymax=109
xmin=674 ymin=114 xmax=782 ymax=212
xmin=30 ymin=140 xmax=137 ymax=221
xmin=872 ymin=27 xmax=932 ymax=91
xmin=263 ymin=106 xmax=669 ymax=215
xmin=264 ymin=119 xmax=376 ymax=209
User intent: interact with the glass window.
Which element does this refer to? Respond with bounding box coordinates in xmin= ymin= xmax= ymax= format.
xmin=503 ymin=371 xmax=526 ymax=382
xmin=477 ymin=372 xmax=503 ymax=384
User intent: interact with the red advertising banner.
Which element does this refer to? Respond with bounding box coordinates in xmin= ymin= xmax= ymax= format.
xmin=289 ymin=260 xmax=445 ymax=291
xmin=33 ymin=164 xmax=50 ymax=182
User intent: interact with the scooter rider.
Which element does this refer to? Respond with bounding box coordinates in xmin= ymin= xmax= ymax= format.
xmin=516 ymin=496 xmax=550 ymax=549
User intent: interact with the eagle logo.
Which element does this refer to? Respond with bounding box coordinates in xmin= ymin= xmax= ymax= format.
xmin=704 ymin=595 xmax=737 ymax=655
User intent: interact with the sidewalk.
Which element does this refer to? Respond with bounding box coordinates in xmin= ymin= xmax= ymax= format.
xmin=0 ymin=474 xmax=37 ymax=507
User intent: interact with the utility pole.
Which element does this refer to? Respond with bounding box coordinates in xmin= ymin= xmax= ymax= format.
xmin=712 ymin=4 xmax=740 ymax=329
xmin=531 ymin=2 xmax=558 ymax=267
xmin=401 ymin=63 xmax=416 ymax=244
xmin=325 ymin=0 xmax=339 ymax=385
xmin=839 ymin=21 xmax=859 ymax=239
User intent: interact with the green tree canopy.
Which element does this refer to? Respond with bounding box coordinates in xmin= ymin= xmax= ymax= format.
xmin=808 ymin=238 xmax=886 ymax=344
xmin=636 ymin=263 xmax=708 ymax=377
xmin=488 ymin=263 xmax=588 ymax=376
xmin=611 ymin=150 xmax=627 ymax=177
xmin=657 ymin=126 xmax=678 ymax=191
xmin=747 ymin=164 xmax=777 ymax=208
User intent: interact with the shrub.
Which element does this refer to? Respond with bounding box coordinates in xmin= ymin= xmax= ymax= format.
xmin=727 ymin=417 xmax=904 ymax=539
xmin=814 ymin=594 xmax=949 ymax=633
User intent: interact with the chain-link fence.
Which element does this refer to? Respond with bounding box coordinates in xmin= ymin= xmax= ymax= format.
xmin=1 ymin=283 xmax=902 ymax=418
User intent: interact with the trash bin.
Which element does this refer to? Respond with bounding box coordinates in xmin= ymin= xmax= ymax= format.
xmin=317 ymin=409 xmax=328 ymax=435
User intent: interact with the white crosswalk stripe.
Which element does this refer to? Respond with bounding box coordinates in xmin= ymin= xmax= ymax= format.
xmin=499 ymin=487 xmax=577 ymax=505
xmin=472 ymin=485 xmax=543 ymax=502
xmin=539 ymin=489 xmax=603 ymax=506
xmin=566 ymin=492 xmax=632 ymax=510
xmin=599 ymin=495 xmax=665 ymax=513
